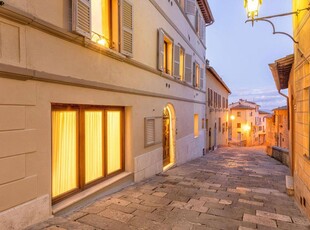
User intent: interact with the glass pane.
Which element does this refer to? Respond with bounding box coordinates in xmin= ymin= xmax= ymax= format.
xmin=52 ymin=111 xmax=77 ymax=198
xmin=85 ymin=111 xmax=104 ymax=184
xmin=107 ymin=111 xmax=122 ymax=174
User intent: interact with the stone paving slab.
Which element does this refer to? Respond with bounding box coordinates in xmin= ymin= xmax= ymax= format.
xmin=27 ymin=147 xmax=310 ymax=230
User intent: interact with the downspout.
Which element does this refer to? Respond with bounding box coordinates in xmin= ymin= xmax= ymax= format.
xmin=278 ymin=89 xmax=290 ymax=130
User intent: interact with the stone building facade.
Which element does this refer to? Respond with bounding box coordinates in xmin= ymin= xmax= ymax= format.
xmin=206 ymin=65 xmax=231 ymax=151
xmin=0 ymin=0 xmax=214 ymax=228
xmin=229 ymin=99 xmax=260 ymax=146
xmin=269 ymin=0 xmax=310 ymax=217
xmin=265 ymin=106 xmax=289 ymax=155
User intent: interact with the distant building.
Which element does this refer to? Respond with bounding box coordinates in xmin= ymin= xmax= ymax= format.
xmin=206 ymin=66 xmax=231 ymax=151
xmin=229 ymin=99 xmax=261 ymax=146
xmin=258 ymin=110 xmax=270 ymax=144
xmin=265 ymin=106 xmax=289 ymax=154
xmin=266 ymin=114 xmax=276 ymax=149
xmin=273 ymin=106 xmax=289 ymax=149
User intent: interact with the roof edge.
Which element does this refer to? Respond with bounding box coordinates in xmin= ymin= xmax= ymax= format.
xmin=206 ymin=66 xmax=231 ymax=94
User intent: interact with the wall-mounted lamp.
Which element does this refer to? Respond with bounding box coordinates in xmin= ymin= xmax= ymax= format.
xmin=244 ymin=0 xmax=310 ymax=43
xmin=244 ymin=0 xmax=262 ymax=20
xmin=91 ymin=31 xmax=112 ymax=48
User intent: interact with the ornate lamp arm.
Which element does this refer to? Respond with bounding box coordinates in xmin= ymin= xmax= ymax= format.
xmin=245 ymin=7 xmax=310 ymax=44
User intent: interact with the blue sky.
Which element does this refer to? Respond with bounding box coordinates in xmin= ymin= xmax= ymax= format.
xmin=206 ymin=0 xmax=293 ymax=111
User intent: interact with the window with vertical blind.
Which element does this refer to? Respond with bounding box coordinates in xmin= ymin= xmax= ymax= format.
xmin=52 ymin=105 xmax=124 ymax=203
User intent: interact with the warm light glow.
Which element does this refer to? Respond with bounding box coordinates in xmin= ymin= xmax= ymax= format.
xmin=91 ymin=0 xmax=111 ymax=48
xmin=85 ymin=111 xmax=103 ymax=184
xmin=179 ymin=48 xmax=184 ymax=80
xmin=97 ymin=38 xmax=107 ymax=46
xmin=52 ymin=111 xmax=77 ymax=198
xmin=194 ymin=114 xmax=199 ymax=137
xmin=244 ymin=0 xmax=262 ymax=19
xmin=230 ymin=115 xmax=235 ymax=120
xmin=107 ymin=111 xmax=122 ymax=174
xmin=164 ymin=37 xmax=173 ymax=74
xmin=195 ymin=64 xmax=200 ymax=87
xmin=243 ymin=124 xmax=251 ymax=132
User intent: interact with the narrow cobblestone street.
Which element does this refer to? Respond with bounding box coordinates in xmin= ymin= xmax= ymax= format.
xmin=28 ymin=147 xmax=310 ymax=230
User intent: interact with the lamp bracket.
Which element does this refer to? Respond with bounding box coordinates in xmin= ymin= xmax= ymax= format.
xmin=245 ymin=7 xmax=310 ymax=44
xmin=245 ymin=18 xmax=298 ymax=43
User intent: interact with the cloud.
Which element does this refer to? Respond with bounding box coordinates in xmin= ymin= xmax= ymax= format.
xmin=229 ymin=87 xmax=287 ymax=111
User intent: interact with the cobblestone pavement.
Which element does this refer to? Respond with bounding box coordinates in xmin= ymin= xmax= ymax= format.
xmin=28 ymin=147 xmax=310 ymax=230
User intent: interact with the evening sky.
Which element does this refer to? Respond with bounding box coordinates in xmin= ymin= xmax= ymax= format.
xmin=206 ymin=0 xmax=293 ymax=111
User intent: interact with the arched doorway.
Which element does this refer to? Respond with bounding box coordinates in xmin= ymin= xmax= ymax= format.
xmin=163 ymin=104 xmax=176 ymax=169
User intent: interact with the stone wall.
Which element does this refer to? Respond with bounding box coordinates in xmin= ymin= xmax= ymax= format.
xmin=271 ymin=146 xmax=289 ymax=167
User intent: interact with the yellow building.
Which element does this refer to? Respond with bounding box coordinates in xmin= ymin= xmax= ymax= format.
xmin=206 ymin=65 xmax=231 ymax=151
xmin=269 ymin=0 xmax=310 ymax=217
xmin=229 ymin=99 xmax=260 ymax=146
xmin=0 ymin=0 xmax=214 ymax=228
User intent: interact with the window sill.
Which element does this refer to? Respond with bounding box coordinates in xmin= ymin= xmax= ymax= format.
xmin=52 ymin=171 xmax=133 ymax=214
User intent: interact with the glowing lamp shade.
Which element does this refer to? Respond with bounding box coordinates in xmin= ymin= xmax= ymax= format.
xmin=97 ymin=38 xmax=107 ymax=46
xmin=244 ymin=0 xmax=262 ymax=19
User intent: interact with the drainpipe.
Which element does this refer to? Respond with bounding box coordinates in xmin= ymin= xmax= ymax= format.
xmin=278 ymin=89 xmax=290 ymax=130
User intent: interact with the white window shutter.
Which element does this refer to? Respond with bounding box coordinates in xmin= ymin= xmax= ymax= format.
xmin=174 ymin=45 xmax=180 ymax=78
xmin=195 ymin=11 xmax=199 ymax=32
xmin=192 ymin=62 xmax=196 ymax=87
xmin=185 ymin=0 xmax=196 ymax=15
xmin=158 ymin=28 xmax=165 ymax=71
xmin=185 ymin=54 xmax=192 ymax=84
xmin=200 ymin=67 xmax=204 ymax=90
xmin=72 ymin=0 xmax=91 ymax=39
xmin=120 ymin=0 xmax=134 ymax=57
xmin=199 ymin=15 xmax=203 ymax=39
xmin=145 ymin=118 xmax=155 ymax=146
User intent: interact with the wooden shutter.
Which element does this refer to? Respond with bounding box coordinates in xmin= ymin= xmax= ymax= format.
xmin=185 ymin=0 xmax=196 ymax=15
xmin=120 ymin=0 xmax=133 ymax=57
xmin=200 ymin=15 xmax=205 ymax=41
xmin=144 ymin=117 xmax=162 ymax=147
xmin=200 ymin=67 xmax=204 ymax=90
xmin=185 ymin=54 xmax=192 ymax=84
xmin=72 ymin=0 xmax=91 ymax=38
xmin=195 ymin=10 xmax=199 ymax=32
xmin=219 ymin=95 xmax=222 ymax=108
xmin=208 ymin=89 xmax=210 ymax=106
xmin=145 ymin=118 xmax=155 ymax=147
xmin=174 ymin=45 xmax=180 ymax=78
xmin=192 ymin=62 xmax=196 ymax=87
xmin=158 ymin=29 xmax=165 ymax=71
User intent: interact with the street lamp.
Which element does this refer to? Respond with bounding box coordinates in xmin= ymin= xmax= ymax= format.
xmin=244 ymin=0 xmax=262 ymax=20
xmin=244 ymin=0 xmax=310 ymax=44
xmin=243 ymin=124 xmax=251 ymax=132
